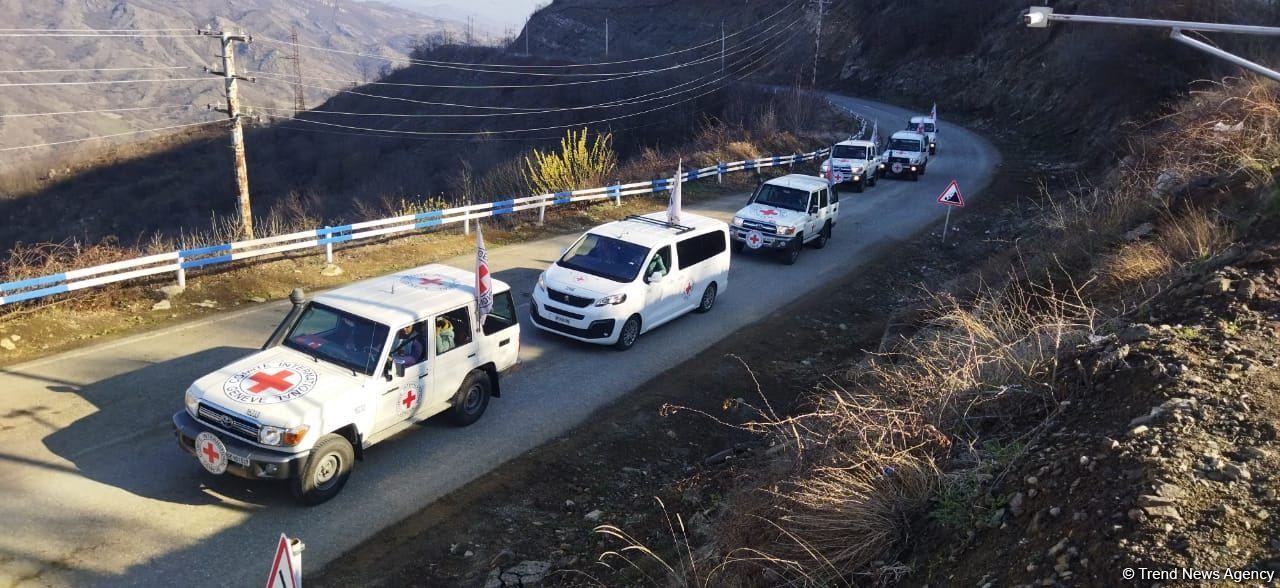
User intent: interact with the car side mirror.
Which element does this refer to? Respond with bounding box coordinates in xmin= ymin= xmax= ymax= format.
xmin=646 ymin=272 xmax=663 ymax=284
xmin=395 ymin=362 xmax=406 ymax=378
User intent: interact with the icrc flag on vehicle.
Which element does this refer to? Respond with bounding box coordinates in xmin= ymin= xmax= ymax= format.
xmin=667 ymin=159 xmax=683 ymax=225
xmin=871 ymin=120 xmax=879 ymax=144
xmin=930 ymin=102 xmax=938 ymax=120
xmin=475 ymin=221 xmax=493 ymax=326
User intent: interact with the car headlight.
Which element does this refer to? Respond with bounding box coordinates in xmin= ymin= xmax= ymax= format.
xmin=777 ymin=226 xmax=797 ymax=236
xmin=732 ymin=217 xmax=745 ymax=227
xmin=595 ymin=293 xmax=627 ymax=306
xmin=259 ymin=424 xmax=310 ymax=447
xmin=536 ymin=274 xmax=547 ymax=293
xmin=184 ymin=388 xmax=200 ymax=415
xmin=853 ymin=166 xmax=864 ymax=174
xmin=820 ymin=162 xmax=830 ymax=172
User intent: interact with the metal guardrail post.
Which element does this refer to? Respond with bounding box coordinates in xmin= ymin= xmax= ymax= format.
xmin=464 ymin=200 xmax=471 ymax=236
xmin=538 ymin=196 xmax=546 ymax=226
xmin=324 ymin=226 xmax=334 ymax=264
xmin=614 ymin=180 xmax=621 ymax=206
xmin=177 ymin=257 xmax=186 ymax=289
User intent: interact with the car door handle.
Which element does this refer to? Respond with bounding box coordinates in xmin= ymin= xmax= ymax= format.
xmin=418 ymin=373 xmax=429 ymax=380
xmin=467 ymin=352 xmax=477 ymax=358
xmin=499 ymin=338 xmax=511 ymax=347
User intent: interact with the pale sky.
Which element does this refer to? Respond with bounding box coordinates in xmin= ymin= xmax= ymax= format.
xmin=372 ymin=0 xmax=542 ymax=31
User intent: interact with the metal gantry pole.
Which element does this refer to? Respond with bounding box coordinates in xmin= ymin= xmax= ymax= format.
xmin=604 ymin=18 xmax=609 ymax=58
xmin=1024 ymin=7 xmax=1280 ymax=82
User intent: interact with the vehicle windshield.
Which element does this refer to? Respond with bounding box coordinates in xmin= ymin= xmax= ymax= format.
xmin=925 ymin=123 xmax=937 ymax=133
xmin=888 ymin=138 xmax=923 ymax=152
xmin=284 ymin=302 xmax=390 ymax=376
xmin=832 ymin=145 xmax=868 ymax=160
xmin=558 ymin=233 xmax=651 ymax=283
xmin=751 ymin=184 xmax=809 ymax=212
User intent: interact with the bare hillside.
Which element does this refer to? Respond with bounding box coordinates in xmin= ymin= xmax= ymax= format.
xmin=0 ymin=0 xmax=472 ymax=161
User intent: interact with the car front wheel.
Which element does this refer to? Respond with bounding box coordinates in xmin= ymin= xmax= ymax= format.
xmin=448 ymin=370 xmax=492 ymax=427
xmin=615 ymin=315 xmax=642 ymax=351
xmin=695 ymin=283 xmax=718 ymax=314
xmin=291 ymin=434 xmax=355 ymax=506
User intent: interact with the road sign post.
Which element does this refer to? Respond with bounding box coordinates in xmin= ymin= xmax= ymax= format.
xmin=936 ymin=180 xmax=965 ymax=243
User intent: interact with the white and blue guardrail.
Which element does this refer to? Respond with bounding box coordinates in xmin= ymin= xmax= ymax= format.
xmin=0 ymin=148 xmax=831 ymax=307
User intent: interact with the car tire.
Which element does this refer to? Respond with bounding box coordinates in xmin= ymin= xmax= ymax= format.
xmin=853 ymin=180 xmax=864 ymax=193
xmin=930 ymin=146 xmax=937 ymax=155
xmin=291 ymin=434 xmax=355 ymax=506
xmin=868 ymin=174 xmax=878 ymax=187
xmin=614 ymin=315 xmax=642 ymax=351
xmin=448 ymin=370 xmax=492 ymax=427
xmin=910 ymin=171 xmax=920 ymax=182
xmin=783 ymin=237 xmax=802 ymax=265
xmin=812 ymin=223 xmax=831 ymax=249
xmin=694 ymin=283 xmax=718 ymax=314
xmin=730 ymin=239 xmax=745 ymax=254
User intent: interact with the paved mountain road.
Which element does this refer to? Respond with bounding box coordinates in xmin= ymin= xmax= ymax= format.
xmin=0 ymin=94 xmax=998 ymax=586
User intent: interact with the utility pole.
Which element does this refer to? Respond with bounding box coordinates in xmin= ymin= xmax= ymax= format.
xmin=283 ymin=26 xmax=306 ymax=115
xmin=202 ymin=28 xmax=257 ymax=239
xmin=604 ymin=18 xmax=609 ymax=58
xmin=811 ymin=0 xmax=831 ymax=88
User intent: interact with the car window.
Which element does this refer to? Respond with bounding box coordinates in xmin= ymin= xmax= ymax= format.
xmin=284 ymin=303 xmax=389 ymax=376
xmin=483 ymin=290 xmax=518 ymax=335
xmin=818 ymin=189 xmax=828 ymax=209
xmin=389 ymin=321 xmax=429 ymax=368
xmin=435 ymin=306 xmax=473 ymax=356
xmin=889 ymin=138 xmax=922 ymax=152
xmin=676 ymin=231 xmax=726 ymax=270
xmin=831 ymin=185 xmax=840 ymax=204
xmin=832 ymin=145 xmax=868 ymax=159
xmin=646 ymin=246 xmax=672 ymax=280
xmin=751 ymin=184 xmax=809 ymax=212
xmin=558 ymin=233 xmax=650 ymax=283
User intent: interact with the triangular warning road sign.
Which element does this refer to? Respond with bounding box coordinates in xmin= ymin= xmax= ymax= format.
xmin=937 ymin=180 xmax=965 ymax=207
xmin=266 ymin=534 xmax=298 ymax=588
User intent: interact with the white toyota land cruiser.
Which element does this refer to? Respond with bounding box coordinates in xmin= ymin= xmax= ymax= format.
xmin=819 ymin=139 xmax=882 ymax=193
xmin=531 ymin=212 xmax=730 ymax=351
xmin=731 ymin=174 xmax=839 ymax=265
xmin=908 ymin=116 xmax=939 ymax=155
xmin=879 ymin=130 xmax=930 ymax=181
xmin=173 ymin=264 xmax=520 ymax=505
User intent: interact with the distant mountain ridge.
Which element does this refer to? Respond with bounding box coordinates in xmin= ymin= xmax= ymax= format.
xmin=0 ymin=0 xmax=468 ymax=161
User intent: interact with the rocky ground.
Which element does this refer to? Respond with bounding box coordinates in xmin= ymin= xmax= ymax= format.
xmin=910 ymin=239 xmax=1280 ymax=587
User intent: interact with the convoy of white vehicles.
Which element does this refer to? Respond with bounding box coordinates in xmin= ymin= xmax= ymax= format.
xmin=174 ymin=106 xmax=943 ymax=504
xmin=909 ymin=115 xmax=939 ymax=155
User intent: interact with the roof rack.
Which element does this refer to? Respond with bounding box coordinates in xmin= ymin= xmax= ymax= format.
xmin=624 ymin=214 xmax=695 ymax=234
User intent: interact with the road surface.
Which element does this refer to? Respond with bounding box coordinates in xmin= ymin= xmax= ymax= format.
xmin=0 ymin=94 xmax=998 ymax=586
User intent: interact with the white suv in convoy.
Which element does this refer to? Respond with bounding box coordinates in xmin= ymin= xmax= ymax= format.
xmin=173 ymin=264 xmax=521 ymax=505
xmin=879 ymin=130 xmax=930 ymax=181
xmin=819 ymin=139 xmax=882 ymax=192
xmin=731 ymin=174 xmax=839 ymax=265
xmin=907 ymin=116 xmax=939 ymax=155
xmin=531 ymin=212 xmax=730 ymax=351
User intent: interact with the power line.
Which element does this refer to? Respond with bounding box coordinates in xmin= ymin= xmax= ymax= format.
xmin=0 ymin=105 xmax=194 ymax=119
xmin=0 ymin=66 xmax=189 ymax=74
xmin=0 ymin=77 xmax=217 ymax=88
xmin=246 ymin=21 xmax=801 ymax=120
xmin=274 ymin=39 xmax=785 ymax=137
xmin=254 ymin=0 xmax=799 ymax=74
xmin=0 ymin=119 xmax=224 ymax=153
xmin=242 ymin=13 xmax=802 ymax=90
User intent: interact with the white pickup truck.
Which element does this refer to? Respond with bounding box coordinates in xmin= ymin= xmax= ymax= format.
xmin=908 ymin=116 xmax=939 ymax=155
xmin=879 ymin=130 xmax=930 ymax=181
xmin=731 ymin=174 xmax=839 ymax=265
xmin=173 ymin=264 xmax=521 ymax=505
xmin=820 ymin=139 xmax=882 ymax=193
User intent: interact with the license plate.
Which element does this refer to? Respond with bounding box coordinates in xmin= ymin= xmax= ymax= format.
xmin=226 ymin=451 xmax=250 ymax=467
xmin=552 ymin=315 xmax=571 ymax=325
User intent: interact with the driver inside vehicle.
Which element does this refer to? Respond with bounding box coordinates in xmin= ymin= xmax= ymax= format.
xmin=646 ymin=252 xmax=667 ymax=280
xmin=390 ymin=323 xmax=426 ymax=366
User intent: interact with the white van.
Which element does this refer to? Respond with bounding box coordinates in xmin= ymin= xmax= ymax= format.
xmin=173 ymin=264 xmax=521 ymax=505
xmin=730 ymin=174 xmax=839 ymax=265
xmin=530 ymin=212 xmax=730 ymax=351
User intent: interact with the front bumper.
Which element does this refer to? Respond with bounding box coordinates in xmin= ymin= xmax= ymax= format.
xmin=730 ymin=227 xmax=797 ymax=249
xmin=173 ymin=410 xmax=305 ymax=481
xmin=529 ymin=298 xmax=619 ymax=344
xmin=879 ymin=162 xmax=922 ymax=177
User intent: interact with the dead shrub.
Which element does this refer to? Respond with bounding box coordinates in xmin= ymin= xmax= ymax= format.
xmin=1154 ymin=206 xmax=1231 ymax=263
xmin=1100 ymin=240 xmax=1173 ymax=288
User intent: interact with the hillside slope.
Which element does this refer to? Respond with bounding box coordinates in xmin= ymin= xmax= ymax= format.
xmin=0 ymin=0 xmax=469 ymax=160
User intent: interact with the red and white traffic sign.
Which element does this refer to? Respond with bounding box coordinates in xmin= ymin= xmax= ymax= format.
xmin=937 ymin=180 xmax=965 ymax=207
xmin=266 ymin=534 xmax=300 ymax=588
